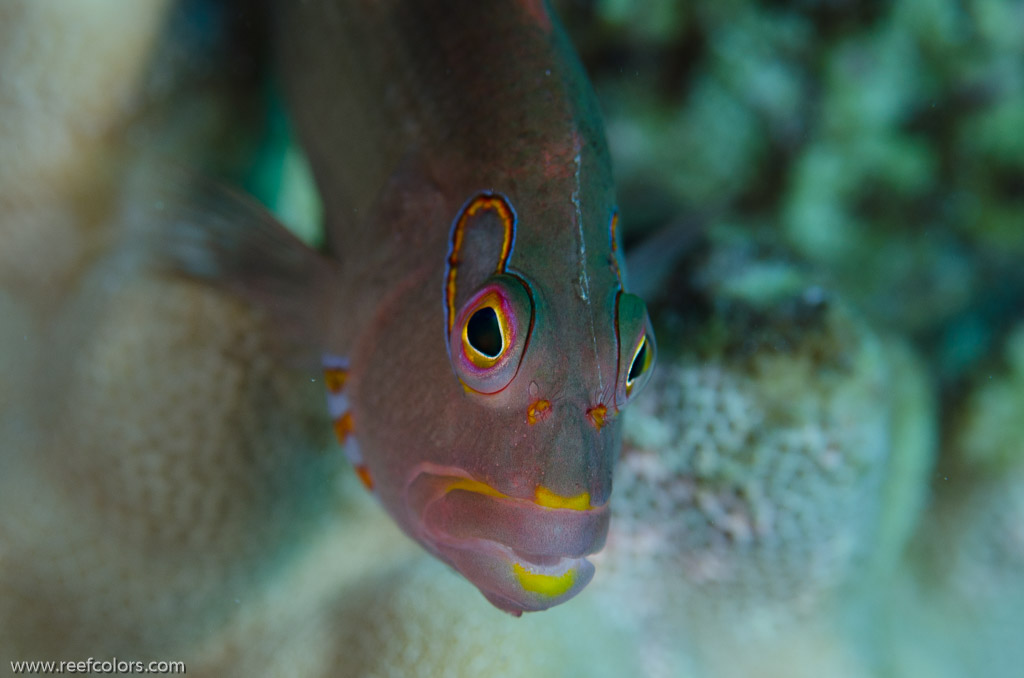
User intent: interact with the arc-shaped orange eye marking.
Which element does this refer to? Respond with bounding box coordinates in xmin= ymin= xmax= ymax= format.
xmin=445 ymin=193 xmax=517 ymax=338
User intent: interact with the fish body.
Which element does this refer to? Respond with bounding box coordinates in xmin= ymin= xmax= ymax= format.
xmin=168 ymin=0 xmax=655 ymax=614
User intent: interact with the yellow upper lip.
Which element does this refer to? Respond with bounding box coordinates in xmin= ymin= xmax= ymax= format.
xmin=442 ymin=477 xmax=595 ymax=511
xmin=405 ymin=464 xmax=610 ymax=563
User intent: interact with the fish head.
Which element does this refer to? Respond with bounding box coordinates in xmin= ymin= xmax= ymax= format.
xmin=350 ymin=189 xmax=655 ymax=615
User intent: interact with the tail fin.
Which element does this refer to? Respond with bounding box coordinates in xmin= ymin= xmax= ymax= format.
xmin=139 ymin=171 xmax=340 ymax=365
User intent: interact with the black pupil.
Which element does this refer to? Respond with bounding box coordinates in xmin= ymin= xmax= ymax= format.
xmin=467 ymin=306 xmax=503 ymax=358
xmin=628 ymin=338 xmax=648 ymax=382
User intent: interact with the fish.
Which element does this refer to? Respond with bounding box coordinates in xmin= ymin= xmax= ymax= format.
xmin=158 ymin=0 xmax=656 ymax=615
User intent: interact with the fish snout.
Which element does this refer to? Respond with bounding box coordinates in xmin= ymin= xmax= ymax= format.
xmin=405 ymin=466 xmax=611 ymax=614
xmin=534 ymin=401 xmax=617 ymax=507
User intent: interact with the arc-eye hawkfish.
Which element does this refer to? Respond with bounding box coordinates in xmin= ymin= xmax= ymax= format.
xmin=156 ymin=0 xmax=656 ymax=615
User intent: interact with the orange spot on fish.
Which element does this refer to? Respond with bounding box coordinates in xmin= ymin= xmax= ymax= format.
xmin=333 ymin=412 xmax=355 ymax=443
xmin=355 ymin=464 xmax=374 ymax=491
xmin=586 ymin=404 xmax=607 ymax=431
xmin=323 ymin=368 xmax=349 ymax=393
xmin=527 ymin=399 xmax=551 ymax=425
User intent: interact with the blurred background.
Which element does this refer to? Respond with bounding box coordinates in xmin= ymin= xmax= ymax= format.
xmin=0 ymin=0 xmax=1021 ymax=676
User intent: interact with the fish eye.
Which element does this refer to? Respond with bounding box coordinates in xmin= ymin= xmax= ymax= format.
xmin=450 ymin=275 xmax=534 ymax=394
xmin=466 ymin=306 xmax=503 ymax=359
xmin=615 ymin=292 xmax=656 ymax=405
xmin=460 ymin=300 xmax=509 ymax=370
xmin=626 ymin=335 xmax=652 ymax=395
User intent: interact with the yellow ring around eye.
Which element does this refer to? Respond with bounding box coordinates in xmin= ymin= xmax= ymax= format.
xmin=625 ymin=335 xmax=651 ymax=396
xmin=461 ymin=299 xmax=510 ymax=369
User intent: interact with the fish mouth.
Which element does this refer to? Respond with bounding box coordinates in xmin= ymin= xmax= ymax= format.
xmin=406 ymin=464 xmax=610 ymax=615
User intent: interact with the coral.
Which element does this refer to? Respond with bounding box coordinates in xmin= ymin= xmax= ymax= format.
xmin=280 ymin=555 xmax=635 ymax=678
xmin=893 ymin=466 xmax=1024 ymax=678
xmin=888 ymin=323 xmax=1024 ymax=678
xmin=563 ymin=0 xmax=1024 ymax=360
xmin=0 ymin=270 xmax=344 ymax=658
xmin=588 ymin=240 xmax=934 ymax=676
xmin=950 ymin=325 xmax=1024 ymax=471
xmin=0 ymin=0 xmax=346 ymax=664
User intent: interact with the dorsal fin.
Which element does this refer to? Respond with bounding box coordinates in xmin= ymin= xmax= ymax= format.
xmin=624 ymin=219 xmax=705 ymax=302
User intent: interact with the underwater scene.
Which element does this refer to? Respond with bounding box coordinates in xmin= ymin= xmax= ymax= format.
xmin=1 ymin=0 xmax=1022 ymax=676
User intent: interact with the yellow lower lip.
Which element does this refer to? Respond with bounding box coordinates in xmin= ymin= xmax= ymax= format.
xmin=511 ymin=562 xmax=577 ymax=598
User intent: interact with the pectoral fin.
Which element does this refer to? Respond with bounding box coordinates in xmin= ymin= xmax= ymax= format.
xmin=142 ymin=171 xmax=343 ymax=365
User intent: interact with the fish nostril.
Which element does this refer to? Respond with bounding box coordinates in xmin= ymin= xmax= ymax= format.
xmin=586 ymin=404 xmax=608 ymax=430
